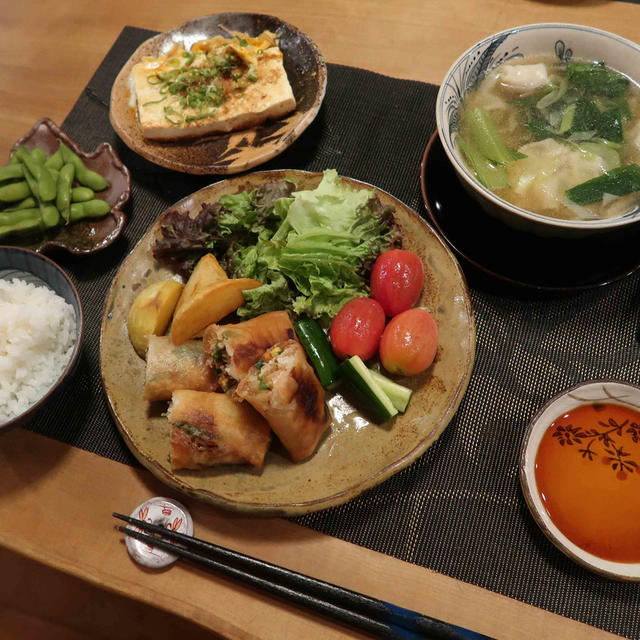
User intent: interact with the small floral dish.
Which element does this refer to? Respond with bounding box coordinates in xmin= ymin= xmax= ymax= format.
xmin=520 ymin=380 xmax=640 ymax=580
xmin=0 ymin=246 xmax=83 ymax=431
xmin=109 ymin=13 xmax=327 ymax=175
xmin=7 ymin=118 xmax=130 ymax=254
xmin=436 ymin=24 xmax=640 ymax=238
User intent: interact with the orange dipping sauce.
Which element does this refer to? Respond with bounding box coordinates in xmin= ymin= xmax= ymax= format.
xmin=535 ymin=402 xmax=640 ymax=563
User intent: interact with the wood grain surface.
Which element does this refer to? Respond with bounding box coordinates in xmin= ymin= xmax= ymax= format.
xmin=1 ymin=1 xmax=638 ymax=638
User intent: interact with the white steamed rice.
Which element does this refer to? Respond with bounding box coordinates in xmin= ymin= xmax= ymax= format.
xmin=0 ymin=278 xmax=76 ymax=423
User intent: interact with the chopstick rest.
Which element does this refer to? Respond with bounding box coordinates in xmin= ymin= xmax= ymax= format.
xmin=113 ymin=512 xmax=493 ymax=640
xmin=123 ymin=498 xmax=193 ymax=568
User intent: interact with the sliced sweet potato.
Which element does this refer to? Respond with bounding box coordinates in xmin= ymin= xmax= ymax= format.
xmin=171 ymin=278 xmax=262 ymax=345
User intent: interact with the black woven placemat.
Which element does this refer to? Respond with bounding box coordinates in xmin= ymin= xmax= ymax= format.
xmin=23 ymin=26 xmax=640 ymax=639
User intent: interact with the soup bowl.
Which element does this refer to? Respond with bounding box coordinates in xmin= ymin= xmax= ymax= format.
xmin=436 ymin=23 xmax=640 ymax=238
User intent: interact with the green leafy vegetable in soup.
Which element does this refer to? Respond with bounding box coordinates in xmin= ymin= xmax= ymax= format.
xmin=457 ymin=56 xmax=640 ymax=221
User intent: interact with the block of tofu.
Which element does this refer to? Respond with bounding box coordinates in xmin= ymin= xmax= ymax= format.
xmin=129 ymin=31 xmax=296 ymax=141
xmin=497 ymin=63 xmax=549 ymax=95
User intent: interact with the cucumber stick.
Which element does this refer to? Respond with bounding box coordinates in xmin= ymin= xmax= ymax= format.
xmin=339 ymin=356 xmax=397 ymax=423
xmin=368 ymin=369 xmax=413 ymax=413
xmin=294 ymin=318 xmax=339 ymax=388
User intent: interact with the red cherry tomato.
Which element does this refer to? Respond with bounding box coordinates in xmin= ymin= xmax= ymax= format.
xmin=330 ymin=298 xmax=386 ymax=361
xmin=370 ymin=249 xmax=424 ymax=317
xmin=379 ymin=308 xmax=438 ymax=376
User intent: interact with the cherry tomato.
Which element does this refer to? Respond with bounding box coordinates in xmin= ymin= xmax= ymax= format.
xmin=370 ymin=249 xmax=424 ymax=317
xmin=330 ymin=298 xmax=386 ymax=361
xmin=379 ymin=308 xmax=438 ymax=376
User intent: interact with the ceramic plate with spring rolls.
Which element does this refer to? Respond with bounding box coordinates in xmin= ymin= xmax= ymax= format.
xmin=100 ymin=170 xmax=475 ymax=515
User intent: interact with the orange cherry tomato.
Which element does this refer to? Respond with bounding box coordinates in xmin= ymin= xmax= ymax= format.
xmin=330 ymin=298 xmax=386 ymax=361
xmin=379 ymin=308 xmax=438 ymax=376
xmin=370 ymin=249 xmax=424 ymax=317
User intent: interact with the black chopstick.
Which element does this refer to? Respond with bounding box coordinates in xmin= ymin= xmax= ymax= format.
xmin=113 ymin=513 xmax=492 ymax=640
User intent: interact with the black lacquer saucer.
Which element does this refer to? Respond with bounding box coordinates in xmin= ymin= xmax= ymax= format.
xmin=420 ymin=132 xmax=640 ymax=292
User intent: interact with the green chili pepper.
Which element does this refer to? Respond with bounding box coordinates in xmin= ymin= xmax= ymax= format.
xmin=59 ymin=143 xmax=108 ymax=192
xmin=56 ymin=163 xmax=74 ymax=224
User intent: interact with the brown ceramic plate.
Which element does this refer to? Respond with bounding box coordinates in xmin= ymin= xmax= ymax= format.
xmin=8 ymin=118 xmax=130 ymax=255
xmin=100 ymin=171 xmax=475 ymax=515
xmin=110 ymin=13 xmax=327 ymax=175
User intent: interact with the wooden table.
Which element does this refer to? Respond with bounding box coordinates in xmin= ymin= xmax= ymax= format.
xmin=1 ymin=1 xmax=637 ymax=638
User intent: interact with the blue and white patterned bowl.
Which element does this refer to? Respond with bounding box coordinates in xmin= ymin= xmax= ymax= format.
xmin=436 ymin=24 xmax=640 ymax=237
xmin=0 ymin=247 xmax=83 ymax=430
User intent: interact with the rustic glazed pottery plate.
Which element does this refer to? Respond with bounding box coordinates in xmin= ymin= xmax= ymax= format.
xmin=420 ymin=132 xmax=640 ymax=291
xmin=8 ymin=118 xmax=130 ymax=255
xmin=100 ymin=170 xmax=475 ymax=515
xmin=520 ymin=380 xmax=640 ymax=580
xmin=110 ymin=13 xmax=327 ymax=175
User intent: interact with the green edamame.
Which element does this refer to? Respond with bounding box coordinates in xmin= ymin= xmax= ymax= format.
xmin=31 ymin=148 xmax=47 ymax=164
xmin=56 ymin=163 xmax=74 ymax=223
xmin=0 ymin=215 xmax=43 ymax=239
xmin=23 ymin=165 xmax=61 ymax=229
xmin=0 ymin=181 xmax=31 ymax=203
xmin=69 ymin=199 xmax=111 ymax=222
xmin=0 ymin=207 xmax=41 ymax=226
xmin=2 ymin=197 xmax=37 ymax=212
xmin=60 ymin=143 xmax=108 ymax=192
xmin=71 ymin=186 xmax=94 ymax=202
xmin=14 ymin=147 xmax=56 ymax=203
xmin=0 ymin=164 xmax=25 ymax=182
xmin=41 ymin=205 xmax=60 ymax=228
xmin=44 ymin=148 xmax=64 ymax=170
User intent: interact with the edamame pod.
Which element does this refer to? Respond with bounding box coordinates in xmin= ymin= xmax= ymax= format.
xmin=47 ymin=168 xmax=59 ymax=182
xmin=56 ymin=163 xmax=74 ymax=224
xmin=60 ymin=143 xmax=108 ymax=191
xmin=14 ymin=147 xmax=57 ymax=203
xmin=71 ymin=186 xmax=94 ymax=202
xmin=2 ymin=197 xmax=37 ymax=212
xmin=23 ymin=165 xmax=57 ymax=228
xmin=0 ymin=164 xmax=25 ymax=182
xmin=0 ymin=215 xmax=43 ymax=239
xmin=44 ymin=148 xmax=64 ymax=170
xmin=8 ymin=153 xmax=20 ymax=165
xmin=69 ymin=199 xmax=111 ymax=222
xmin=0 ymin=181 xmax=31 ymax=202
xmin=31 ymin=148 xmax=47 ymax=164
xmin=41 ymin=205 xmax=60 ymax=228
xmin=0 ymin=207 xmax=42 ymax=226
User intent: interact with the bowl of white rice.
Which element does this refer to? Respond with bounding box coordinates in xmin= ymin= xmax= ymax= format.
xmin=0 ymin=246 xmax=83 ymax=430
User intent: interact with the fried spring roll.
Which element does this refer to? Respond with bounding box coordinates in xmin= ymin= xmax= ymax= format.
xmin=144 ymin=335 xmax=217 ymax=401
xmin=203 ymin=310 xmax=295 ymax=390
xmin=236 ymin=339 xmax=329 ymax=462
xmin=167 ymin=390 xmax=271 ymax=470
